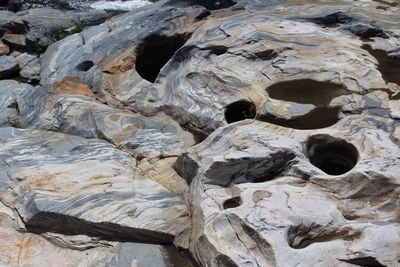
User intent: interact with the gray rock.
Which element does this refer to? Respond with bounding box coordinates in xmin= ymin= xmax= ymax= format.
xmin=17 ymin=76 xmax=194 ymax=158
xmin=1 ymin=0 xmax=400 ymax=266
xmin=2 ymin=33 xmax=26 ymax=50
xmin=178 ymin=116 xmax=400 ymax=266
xmin=0 ymin=55 xmax=19 ymax=79
xmin=15 ymin=52 xmax=38 ymax=68
xmin=0 ymin=201 xmax=194 ymax=267
xmin=0 ymin=8 xmax=117 ymax=53
xmin=0 ymin=127 xmax=191 ymax=248
xmin=20 ymin=57 xmax=40 ymax=81
xmin=0 ymin=80 xmax=32 ymax=127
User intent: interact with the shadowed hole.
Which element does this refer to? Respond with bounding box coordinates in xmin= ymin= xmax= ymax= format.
xmin=76 ymin=61 xmax=94 ymax=72
xmin=224 ymin=100 xmax=256 ymax=123
xmin=135 ymin=33 xmax=189 ymax=83
xmin=257 ymin=106 xmax=341 ymax=130
xmin=306 ymin=135 xmax=358 ymax=176
xmin=340 ymin=256 xmax=386 ymax=267
xmin=223 ymin=196 xmax=242 ymax=209
xmin=206 ymin=46 xmax=228 ymax=56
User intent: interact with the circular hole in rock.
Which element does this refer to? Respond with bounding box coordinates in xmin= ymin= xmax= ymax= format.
xmin=223 ymin=196 xmax=242 ymax=209
xmin=135 ymin=33 xmax=189 ymax=83
xmin=224 ymin=100 xmax=256 ymax=123
xmin=306 ymin=135 xmax=358 ymax=176
xmin=76 ymin=61 xmax=94 ymax=72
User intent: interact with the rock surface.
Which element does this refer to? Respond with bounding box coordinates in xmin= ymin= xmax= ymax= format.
xmin=0 ymin=55 xmax=19 ymax=78
xmin=0 ymin=0 xmax=400 ymax=266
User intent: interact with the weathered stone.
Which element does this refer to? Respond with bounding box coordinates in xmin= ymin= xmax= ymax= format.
xmin=17 ymin=76 xmax=195 ymax=158
xmin=0 ymin=7 xmax=116 ymax=53
xmin=2 ymin=33 xmax=26 ymax=50
xmin=0 ymin=55 xmax=19 ymax=78
xmin=20 ymin=57 xmax=40 ymax=81
xmin=39 ymin=1 xmax=400 ymax=138
xmin=1 ymin=0 xmax=400 ymax=266
xmin=0 ymin=201 xmax=195 ymax=267
xmin=15 ymin=51 xmax=38 ymax=68
xmin=0 ymin=80 xmax=32 ymax=127
xmin=0 ymin=41 xmax=10 ymax=55
xmin=0 ymin=127 xmax=190 ymax=248
xmin=177 ymin=116 xmax=400 ymax=266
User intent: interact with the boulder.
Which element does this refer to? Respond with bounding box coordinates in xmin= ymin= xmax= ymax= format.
xmin=0 ymin=55 xmax=19 ymax=78
xmin=0 ymin=80 xmax=32 ymax=126
xmin=2 ymin=33 xmax=26 ymax=50
xmin=19 ymin=56 xmax=39 ymax=81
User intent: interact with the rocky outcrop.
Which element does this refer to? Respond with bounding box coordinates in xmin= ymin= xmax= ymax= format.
xmin=0 ymin=0 xmax=399 ymax=266
xmin=0 ymin=126 xmax=191 ymax=245
xmin=175 ymin=115 xmax=400 ymax=266
xmin=16 ymin=76 xmax=194 ymax=158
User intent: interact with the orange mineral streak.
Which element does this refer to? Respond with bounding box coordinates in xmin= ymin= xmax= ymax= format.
xmin=98 ymin=47 xmax=137 ymax=94
xmin=100 ymin=47 xmax=137 ymax=75
xmin=109 ymin=114 xmax=121 ymax=121
xmin=53 ymin=77 xmax=95 ymax=98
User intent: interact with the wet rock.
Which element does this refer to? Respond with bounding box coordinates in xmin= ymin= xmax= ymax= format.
xmin=0 ymin=55 xmax=19 ymax=78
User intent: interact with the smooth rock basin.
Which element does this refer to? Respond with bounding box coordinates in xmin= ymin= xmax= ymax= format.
xmin=306 ymin=135 xmax=359 ymax=175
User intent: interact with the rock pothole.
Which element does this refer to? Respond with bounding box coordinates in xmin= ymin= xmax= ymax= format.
xmin=306 ymin=135 xmax=358 ymax=176
xmin=224 ymin=100 xmax=256 ymax=123
xmin=258 ymin=79 xmax=348 ymax=129
xmin=266 ymin=79 xmax=347 ymax=106
xmin=76 ymin=60 xmax=94 ymax=72
xmin=223 ymin=196 xmax=242 ymax=209
xmin=135 ymin=33 xmax=189 ymax=83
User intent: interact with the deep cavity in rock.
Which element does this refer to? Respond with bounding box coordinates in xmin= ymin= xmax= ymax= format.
xmin=306 ymin=135 xmax=358 ymax=175
xmin=76 ymin=61 xmax=94 ymax=72
xmin=135 ymin=33 xmax=189 ymax=83
xmin=258 ymin=79 xmax=347 ymax=129
xmin=224 ymin=100 xmax=256 ymax=123
xmin=223 ymin=196 xmax=242 ymax=209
